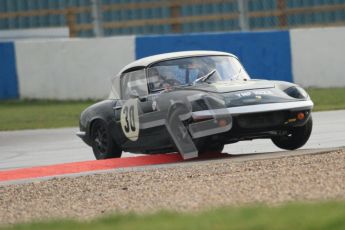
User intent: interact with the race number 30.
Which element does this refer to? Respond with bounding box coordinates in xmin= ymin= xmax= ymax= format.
xmin=120 ymin=99 xmax=139 ymax=141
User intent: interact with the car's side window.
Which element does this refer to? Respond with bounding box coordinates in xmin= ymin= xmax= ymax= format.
xmin=121 ymin=69 xmax=148 ymax=100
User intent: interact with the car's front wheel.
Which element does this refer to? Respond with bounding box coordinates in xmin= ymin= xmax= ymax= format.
xmin=91 ymin=120 xmax=122 ymax=160
xmin=271 ymin=116 xmax=313 ymax=150
xmin=196 ymin=137 xmax=225 ymax=155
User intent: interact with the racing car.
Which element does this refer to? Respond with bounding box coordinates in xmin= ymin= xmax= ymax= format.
xmin=77 ymin=51 xmax=313 ymax=160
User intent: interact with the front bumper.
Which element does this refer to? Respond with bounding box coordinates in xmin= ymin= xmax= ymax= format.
xmin=192 ymin=100 xmax=313 ymax=120
xmin=188 ymin=100 xmax=313 ymax=140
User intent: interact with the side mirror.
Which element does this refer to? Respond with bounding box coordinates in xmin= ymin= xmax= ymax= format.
xmin=129 ymin=89 xmax=147 ymax=102
xmin=129 ymin=90 xmax=139 ymax=99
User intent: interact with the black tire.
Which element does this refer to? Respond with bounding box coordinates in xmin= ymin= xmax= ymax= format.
xmin=90 ymin=120 xmax=122 ymax=160
xmin=271 ymin=116 xmax=313 ymax=150
xmin=202 ymin=143 xmax=224 ymax=153
xmin=197 ymin=138 xmax=225 ymax=154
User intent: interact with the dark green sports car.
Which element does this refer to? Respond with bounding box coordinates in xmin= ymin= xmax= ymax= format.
xmin=77 ymin=51 xmax=313 ymax=160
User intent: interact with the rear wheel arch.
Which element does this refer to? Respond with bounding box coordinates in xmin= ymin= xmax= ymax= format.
xmin=89 ymin=118 xmax=122 ymax=159
xmin=89 ymin=118 xmax=105 ymax=140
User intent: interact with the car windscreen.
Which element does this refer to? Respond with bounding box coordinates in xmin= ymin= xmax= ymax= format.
xmin=147 ymin=55 xmax=250 ymax=92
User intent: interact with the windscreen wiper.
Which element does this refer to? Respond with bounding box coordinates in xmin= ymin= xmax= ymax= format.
xmin=192 ymin=69 xmax=216 ymax=85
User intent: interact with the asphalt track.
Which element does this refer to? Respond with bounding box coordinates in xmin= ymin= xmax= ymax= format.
xmin=0 ymin=110 xmax=345 ymax=171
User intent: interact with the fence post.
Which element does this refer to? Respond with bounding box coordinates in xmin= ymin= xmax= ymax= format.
xmin=237 ymin=0 xmax=249 ymax=31
xmin=66 ymin=9 xmax=77 ymax=37
xmin=277 ymin=0 xmax=287 ymax=28
xmin=91 ymin=0 xmax=104 ymax=37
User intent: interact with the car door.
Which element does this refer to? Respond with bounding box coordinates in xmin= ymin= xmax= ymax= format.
xmin=114 ymin=69 xmax=164 ymax=151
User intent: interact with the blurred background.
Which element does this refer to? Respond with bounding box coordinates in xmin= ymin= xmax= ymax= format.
xmin=0 ymin=0 xmax=344 ymax=39
xmin=0 ymin=0 xmax=344 ymax=102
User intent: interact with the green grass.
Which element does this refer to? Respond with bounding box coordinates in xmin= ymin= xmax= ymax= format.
xmin=2 ymin=201 xmax=345 ymax=230
xmin=306 ymin=88 xmax=345 ymax=111
xmin=0 ymin=88 xmax=344 ymax=131
xmin=0 ymin=100 xmax=96 ymax=131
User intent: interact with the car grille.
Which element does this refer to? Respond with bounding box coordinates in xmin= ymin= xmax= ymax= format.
xmin=236 ymin=111 xmax=285 ymax=129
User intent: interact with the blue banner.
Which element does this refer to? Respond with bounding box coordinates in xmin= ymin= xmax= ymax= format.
xmin=136 ymin=31 xmax=293 ymax=82
xmin=0 ymin=42 xmax=19 ymax=99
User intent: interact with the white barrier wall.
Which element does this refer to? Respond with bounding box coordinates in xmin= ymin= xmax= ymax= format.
xmin=15 ymin=36 xmax=135 ymax=99
xmin=0 ymin=27 xmax=69 ymax=41
xmin=12 ymin=27 xmax=345 ymax=100
xmin=291 ymin=27 xmax=345 ymax=88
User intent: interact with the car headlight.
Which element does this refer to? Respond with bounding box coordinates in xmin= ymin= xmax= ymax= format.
xmin=284 ymin=86 xmax=309 ymax=99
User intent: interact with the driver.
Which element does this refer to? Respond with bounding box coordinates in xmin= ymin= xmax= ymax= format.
xmin=149 ymin=67 xmax=182 ymax=91
xmin=186 ymin=60 xmax=210 ymax=83
xmin=188 ymin=59 xmax=222 ymax=84
xmin=148 ymin=68 xmax=165 ymax=91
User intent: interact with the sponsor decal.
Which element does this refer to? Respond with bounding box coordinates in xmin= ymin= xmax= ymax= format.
xmin=235 ymin=90 xmax=273 ymax=98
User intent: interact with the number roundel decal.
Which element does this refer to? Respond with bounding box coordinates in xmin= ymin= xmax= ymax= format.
xmin=120 ymin=99 xmax=139 ymax=141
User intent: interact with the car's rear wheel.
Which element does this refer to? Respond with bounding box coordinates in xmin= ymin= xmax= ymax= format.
xmin=91 ymin=120 xmax=122 ymax=159
xmin=271 ymin=116 xmax=313 ymax=150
